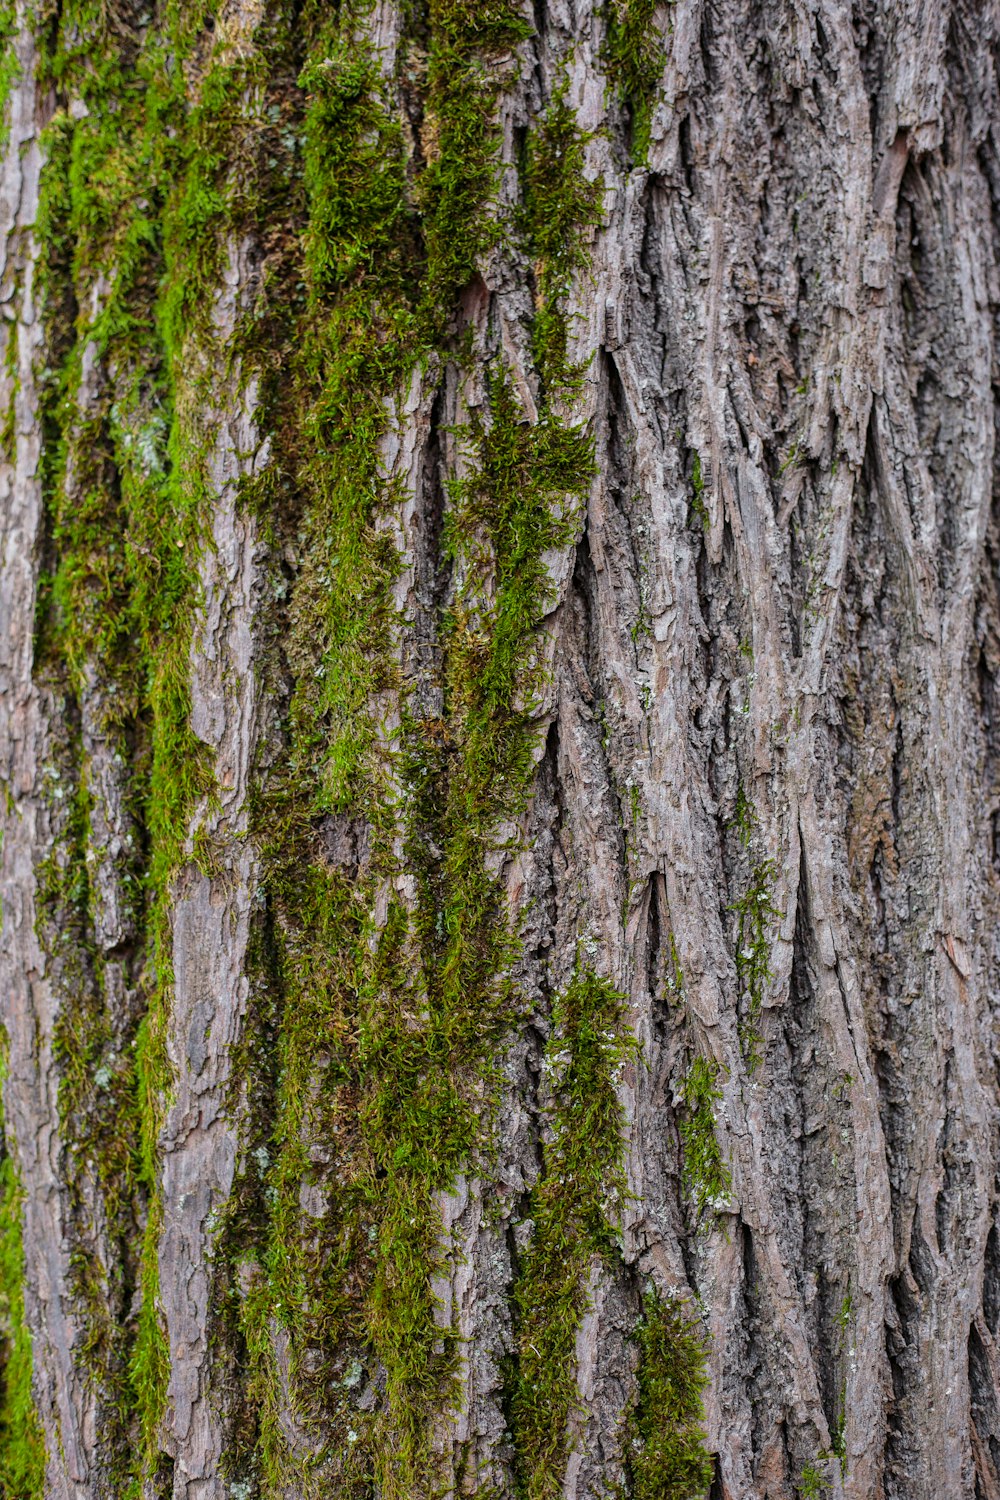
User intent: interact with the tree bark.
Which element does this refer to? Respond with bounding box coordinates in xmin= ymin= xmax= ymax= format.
xmin=2 ymin=1 xmax=1000 ymax=1498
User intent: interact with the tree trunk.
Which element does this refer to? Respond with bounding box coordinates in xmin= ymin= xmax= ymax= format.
xmin=1 ymin=1 xmax=999 ymax=1497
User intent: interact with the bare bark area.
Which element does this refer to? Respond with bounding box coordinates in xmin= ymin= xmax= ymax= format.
xmin=2 ymin=1 xmax=1000 ymax=1498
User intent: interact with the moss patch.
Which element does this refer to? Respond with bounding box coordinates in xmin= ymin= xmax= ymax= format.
xmin=604 ymin=0 xmax=669 ymax=164
xmin=521 ymin=77 xmax=602 ymax=390
xmin=0 ymin=3 xmax=19 ymax=148
xmin=690 ymin=450 xmax=708 ymax=530
xmin=30 ymin=0 xmax=261 ymax=1485
xmin=15 ymin=3 xmax=712 ymax=1494
xmin=0 ymin=1104 xmax=46 ymax=1500
xmin=626 ymin=1291 xmax=714 ymax=1500
xmin=509 ymin=967 xmax=634 ymax=1499
xmin=214 ymin=10 xmax=602 ymax=1498
xmin=679 ymin=1056 xmax=731 ymax=1219
xmin=731 ymin=855 xmax=781 ymax=1072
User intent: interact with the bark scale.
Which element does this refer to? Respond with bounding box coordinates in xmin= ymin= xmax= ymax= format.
xmin=0 ymin=2 xmax=999 ymax=1498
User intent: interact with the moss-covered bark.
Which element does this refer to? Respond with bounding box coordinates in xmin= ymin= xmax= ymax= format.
xmin=3 ymin=1 xmax=1000 ymax=1499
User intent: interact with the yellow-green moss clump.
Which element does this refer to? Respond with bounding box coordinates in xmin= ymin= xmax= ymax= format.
xmin=510 ymin=967 xmax=635 ymax=1499
xmin=679 ymin=1056 xmax=731 ymax=1219
xmin=0 ymin=5 xmax=17 ymax=129
xmin=603 ymin=0 xmax=669 ymax=163
xmin=0 ymin=1113 xmax=45 ymax=1500
xmin=627 ymin=1291 xmax=714 ymax=1500
xmin=521 ymin=77 xmax=602 ymax=390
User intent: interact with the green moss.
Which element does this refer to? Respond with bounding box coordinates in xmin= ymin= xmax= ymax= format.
xmin=17 ymin=4 xmax=705 ymax=1495
xmin=210 ymin=27 xmax=424 ymax=1495
xmin=30 ymin=0 xmax=260 ymax=1484
xmin=679 ymin=1056 xmax=731 ymax=1219
xmin=689 ymin=451 xmax=708 ymax=530
xmin=509 ymin=966 xmax=634 ymax=1499
xmin=237 ymin=882 xmax=448 ymax=1498
xmin=0 ymin=3 xmax=18 ymax=154
xmin=288 ymin=35 xmax=418 ymax=813
xmin=225 ymin=354 xmax=595 ymax=1494
xmin=799 ymin=1459 xmax=831 ymax=1498
xmin=521 ymin=78 xmax=602 ymax=390
xmin=420 ymin=0 xmax=531 ymax=321
xmin=0 ymin=308 xmax=17 ymax=456
xmin=731 ymin=856 xmax=781 ymax=1072
xmin=443 ymin=368 xmax=592 ymax=726
xmin=604 ymin=0 xmax=669 ymax=164
xmin=663 ymin=947 xmax=730 ymax=1221
xmin=0 ymin=1104 xmax=46 ymax=1499
xmin=203 ymin=1 xmax=604 ymax=1489
xmin=626 ymin=1291 xmax=713 ymax=1500
xmin=205 ymin=4 xmax=613 ymax=1490
xmin=725 ymin=787 xmax=781 ymax=1072
xmin=779 ymin=439 xmax=803 ymax=476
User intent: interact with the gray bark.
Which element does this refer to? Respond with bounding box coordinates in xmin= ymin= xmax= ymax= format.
xmin=2 ymin=1 xmax=1000 ymax=1497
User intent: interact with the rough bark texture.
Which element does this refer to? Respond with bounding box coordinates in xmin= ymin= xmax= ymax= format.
xmin=2 ymin=1 xmax=1000 ymax=1498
